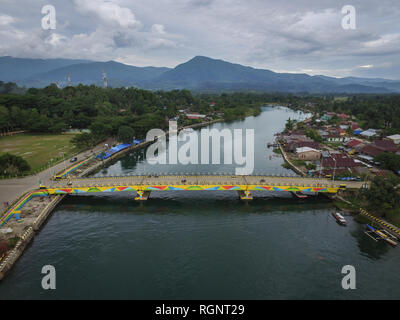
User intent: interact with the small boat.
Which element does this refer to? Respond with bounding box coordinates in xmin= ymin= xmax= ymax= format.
xmin=292 ymin=191 xmax=308 ymax=199
xmin=182 ymin=127 xmax=194 ymax=133
xmin=332 ymin=212 xmax=347 ymax=226
xmin=366 ymin=225 xmax=397 ymax=247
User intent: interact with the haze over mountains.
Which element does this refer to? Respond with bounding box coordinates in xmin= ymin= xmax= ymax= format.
xmin=1 ymin=56 xmax=399 ymax=94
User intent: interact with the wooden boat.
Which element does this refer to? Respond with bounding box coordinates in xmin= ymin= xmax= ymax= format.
xmin=292 ymin=191 xmax=308 ymax=199
xmin=366 ymin=225 xmax=397 ymax=247
xmin=332 ymin=212 xmax=347 ymax=226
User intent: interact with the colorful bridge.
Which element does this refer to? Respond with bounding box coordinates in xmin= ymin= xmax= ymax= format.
xmin=44 ymin=174 xmax=368 ymax=201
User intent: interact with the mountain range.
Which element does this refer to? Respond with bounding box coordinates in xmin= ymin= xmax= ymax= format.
xmin=1 ymin=55 xmax=399 ymax=94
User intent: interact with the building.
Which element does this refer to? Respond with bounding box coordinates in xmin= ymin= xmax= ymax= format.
xmin=286 ymin=141 xmax=321 ymax=152
xmin=373 ymin=139 xmax=399 ymax=153
xmin=360 ymin=129 xmax=377 ymax=138
xmin=346 ymin=139 xmax=363 ymax=148
xmin=186 ymin=112 xmax=207 ymax=120
xmin=321 ymin=154 xmax=358 ymax=169
xmin=296 ymin=147 xmax=321 ymax=160
xmin=360 ymin=144 xmax=383 ymax=158
xmin=387 ymin=134 xmax=400 ymax=145
xmin=326 ymin=134 xmax=345 ymax=143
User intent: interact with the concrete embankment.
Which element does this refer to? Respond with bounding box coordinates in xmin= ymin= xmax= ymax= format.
xmin=0 ymin=195 xmax=65 ymax=280
xmin=81 ymin=119 xmax=223 ymax=177
xmin=278 ymin=142 xmax=306 ymax=177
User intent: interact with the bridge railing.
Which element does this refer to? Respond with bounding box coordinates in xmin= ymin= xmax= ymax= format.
xmin=66 ymin=172 xmax=331 ymax=180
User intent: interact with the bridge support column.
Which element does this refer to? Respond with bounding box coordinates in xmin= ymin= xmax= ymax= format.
xmin=238 ymin=190 xmax=253 ymax=201
xmin=135 ymin=191 xmax=151 ymax=201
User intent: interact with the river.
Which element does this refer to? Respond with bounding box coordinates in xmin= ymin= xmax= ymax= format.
xmin=1 ymin=106 xmax=399 ymax=300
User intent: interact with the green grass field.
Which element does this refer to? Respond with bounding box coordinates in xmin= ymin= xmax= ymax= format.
xmin=0 ymin=133 xmax=79 ymax=173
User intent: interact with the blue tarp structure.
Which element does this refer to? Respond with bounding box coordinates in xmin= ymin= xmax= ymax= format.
xmin=96 ymin=143 xmax=131 ymax=160
xmin=133 ymin=139 xmax=145 ymax=145
xmin=353 ymin=130 xmax=363 ymax=135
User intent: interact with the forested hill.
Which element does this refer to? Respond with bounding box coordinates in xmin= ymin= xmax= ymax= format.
xmin=2 ymin=55 xmax=400 ymax=94
xmin=0 ymin=84 xmax=272 ymax=137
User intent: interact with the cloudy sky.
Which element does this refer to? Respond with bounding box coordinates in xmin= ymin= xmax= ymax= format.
xmin=1 ymin=0 xmax=400 ymax=79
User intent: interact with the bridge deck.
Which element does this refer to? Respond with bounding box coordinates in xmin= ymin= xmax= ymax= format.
xmin=45 ymin=175 xmax=367 ymax=195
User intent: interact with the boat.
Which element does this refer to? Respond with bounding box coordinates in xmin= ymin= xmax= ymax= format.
xmin=332 ymin=212 xmax=347 ymax=226
xmin=292 ymin=191 xmax=308 ymax=199
xmin=366 ymin=225 xmax=397 ymax=247
xmin=182 ymin=127 xmax=194 ymax=133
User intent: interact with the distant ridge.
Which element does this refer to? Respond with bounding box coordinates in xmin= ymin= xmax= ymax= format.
xmin=1 ymin=55 xmax=399 ymax=93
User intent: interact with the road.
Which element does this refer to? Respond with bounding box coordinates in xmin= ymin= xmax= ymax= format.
xmin=48 ymin=174 xmax=368 ymax=190
xmin=0 ymin=140 xmax=112 ymax=210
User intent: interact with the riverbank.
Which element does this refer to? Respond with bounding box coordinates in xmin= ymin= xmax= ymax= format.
xmin=0 ymin=119 xmax=224 ymax=280
xmin=281 ymin=105 xmax=400 ymax=230
xmin=0 ymin=195 xmax=65 ymax=280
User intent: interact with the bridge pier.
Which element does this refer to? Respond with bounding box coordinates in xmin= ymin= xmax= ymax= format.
xmin=238 ymin=190 xmax=253 ymax=201
xmin=135 ymin=191 xmax=151 ymax=201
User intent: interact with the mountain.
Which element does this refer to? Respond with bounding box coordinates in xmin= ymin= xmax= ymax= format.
xmin=0 ymin=56 xmax=92 ymax=82
xmin=149 ymin=56 xmax=395 ymax=93
xmin=26 ymin=61 xmax=171 ymax=87
xmin=0 ymin=55 xmax=398 ymax=93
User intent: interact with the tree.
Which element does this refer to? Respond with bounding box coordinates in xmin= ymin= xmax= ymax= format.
xmin=118 ymin=126 xmax=135 ymax=143
xmin=375 ymin=153 xmax=400 ymax=173
xmin=364 ymin=176 xmax=400 ymax=212
xmin=0 ymin=153 xmax=30 ymax=176
xmin=71 ymin=132 xmax=95 ymax=149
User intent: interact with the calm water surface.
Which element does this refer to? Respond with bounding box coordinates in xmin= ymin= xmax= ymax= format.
xmin=1 ymin=106 xmax=399 ymax=300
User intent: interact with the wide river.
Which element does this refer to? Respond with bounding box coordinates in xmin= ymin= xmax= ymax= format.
xmin=1 ymin=106 xmax=400 ymax=299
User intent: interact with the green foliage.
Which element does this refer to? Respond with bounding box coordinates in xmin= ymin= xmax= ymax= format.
xmin=364 ymin=176 xmax=400 ymax=212
xmin=118 ymin=126 xmax=135 ymax=143
xmin=305 ymin=128 xmax=323 ymax=143
xmin=0 ymin=153 xmax=30 ymax=176
xmin=375 ymin=153 xmax=400 ymax=173
xmin=285 ymin=118 xmax=296 ymax=131
xmin=71 ymin=132 xmax=96 ymax=149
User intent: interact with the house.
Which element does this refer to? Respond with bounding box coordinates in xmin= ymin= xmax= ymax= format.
xmin=296 ymin=147 xmax=321 ymax=160
xmin=320 ymin=115 xmax=332 ymax=121
xmin=326 ymin=134 xmax=345 ymax=143
xmin=360 ymin=144 xmax=383 ymax=158
xmin=387 ymin=134 xmax=400 ymax=145
xmin=360 ymin=129 xmax=377 ymax=138
xmin=186 ymin=112 xmax=206 ymax=120
xmin=321 ymin=154 xmax=358 ymax=169
xmin=373 ymin=139 xmax=399 ymax=153
xmin=286 ymin=141 xmax=321 ymax=152
xmin=346 ymin=139 xmax=363 ymax=148
xmin=338 ymin=113 xmax=350 ymax=119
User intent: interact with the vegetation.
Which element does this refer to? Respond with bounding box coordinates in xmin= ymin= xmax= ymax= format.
xmin=118 ymin=126 xmax=135 ymax=144
xmin=363 ymin=176 xmax=400 ymax=218
xmin=375 ymin=153 xmax=400 ymax=173
xmin=0 ymin=153 xmax=30 ymax=176
xmin=0 ymin=134 xmax=78 ymax=175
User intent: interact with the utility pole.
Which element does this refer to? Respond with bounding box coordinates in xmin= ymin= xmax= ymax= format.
xmin=103 ymin=70 xmax=108 ymax=88
xmin=333 ymin=158 xmax=337 ymax=181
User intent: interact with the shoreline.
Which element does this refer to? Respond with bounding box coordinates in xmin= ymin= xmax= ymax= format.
xmin=0 ymin=118 xmax=224 ymax=280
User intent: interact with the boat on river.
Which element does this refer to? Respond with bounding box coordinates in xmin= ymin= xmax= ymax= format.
xmin=332 ymin=212 xmax=347 ymax=226
xmin=365 ymin=225 xmax=397 ymax=247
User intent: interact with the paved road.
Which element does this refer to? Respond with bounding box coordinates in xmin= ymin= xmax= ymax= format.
xmin=48 ymin=175 xmax=368 ymax=190
xmin=0 ymin=140 xmax=112 ymax=210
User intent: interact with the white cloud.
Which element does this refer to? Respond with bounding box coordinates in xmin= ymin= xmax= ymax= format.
xmin=151 ymin=24 xmax=166 ymax=35
xmin=73 ymin=0 xmax=141 ymax=29
xmin=0 ymin=14 xmax=14 ymax=26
